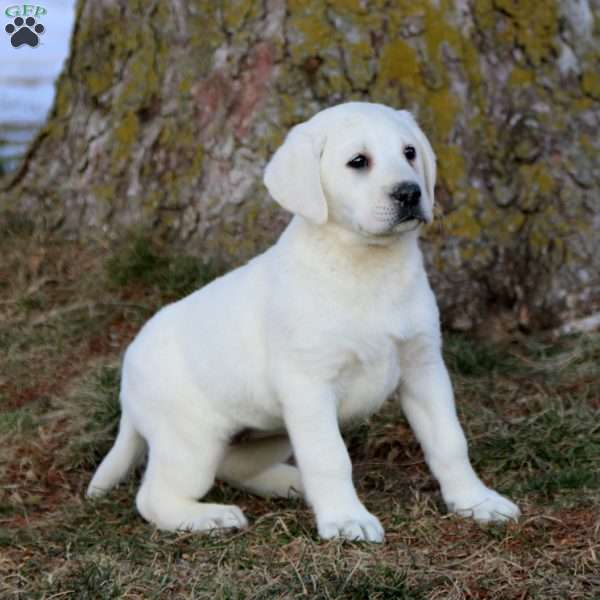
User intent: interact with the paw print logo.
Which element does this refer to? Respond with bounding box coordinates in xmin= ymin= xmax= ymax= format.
xmin=5 ymin=16 xmax=45 ymax=48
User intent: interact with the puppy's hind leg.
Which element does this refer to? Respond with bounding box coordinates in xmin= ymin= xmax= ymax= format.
xmin=136 ymin=427 xmax=248 ymax=532
xmin=218 ymin=435 xmax=303 ymax=499
xmin=238 ymin=463 xmax=303 ymax=499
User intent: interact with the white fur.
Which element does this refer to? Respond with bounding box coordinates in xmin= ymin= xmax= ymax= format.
xmin=88 ymin=102 xmax=520 ymax=541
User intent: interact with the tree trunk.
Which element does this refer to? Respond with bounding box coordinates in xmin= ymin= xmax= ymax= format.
xmin=3 ymin=0 xmax=600 ymax=333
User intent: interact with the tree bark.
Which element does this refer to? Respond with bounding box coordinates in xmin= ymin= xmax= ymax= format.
xmin=3 ymin=0 xmax=600 ymax=333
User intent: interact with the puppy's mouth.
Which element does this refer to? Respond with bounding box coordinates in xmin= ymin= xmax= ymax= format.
xmin=366 ymin=218 xmax=423 ymax=239
xmin=389 ymin=213 xmax=428 ymax=232
xmin=356 ymin=212 xmax=430 ymax=240
xmin=396 ymin=214 xmax=427 ymax=225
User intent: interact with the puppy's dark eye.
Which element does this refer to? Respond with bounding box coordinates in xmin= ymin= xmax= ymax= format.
xmin=404 ymin=146 xmax=417 ymax=162
xmin=347 ymin=154 xmax=369 ymax=169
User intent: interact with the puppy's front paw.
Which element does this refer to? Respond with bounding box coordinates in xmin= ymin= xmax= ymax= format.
xmin=317 ymin=509 xmax=384 ymax=543
xmin=446 ymin=486 xmax=520 ymax=523
xmin=177 ymin=504 xmax=248 ymax=532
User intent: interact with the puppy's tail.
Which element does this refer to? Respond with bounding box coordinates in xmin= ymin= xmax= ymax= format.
xmin=86 ymin=412 xmax=145 ymax=498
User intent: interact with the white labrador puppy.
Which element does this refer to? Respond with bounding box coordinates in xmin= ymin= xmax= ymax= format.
xmin=88 ymin=102 xmax=520 ymax=542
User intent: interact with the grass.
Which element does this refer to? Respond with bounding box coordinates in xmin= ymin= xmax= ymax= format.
xmin=1 ymin=216 xmax=599 ymax=599
xmin=105 ymin=232 xmax=223 ymax=299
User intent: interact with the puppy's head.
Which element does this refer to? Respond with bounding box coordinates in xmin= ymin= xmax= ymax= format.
xmin=264 ymin=102 xmax=436 ymax=239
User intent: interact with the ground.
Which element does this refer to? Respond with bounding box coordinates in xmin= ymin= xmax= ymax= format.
xmin=0 ymin=214 xmax=599 ymax=599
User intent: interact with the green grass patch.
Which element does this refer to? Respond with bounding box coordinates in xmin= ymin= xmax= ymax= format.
xmin=57 ymin=363 xmax=122 ymax=470
xmin=105 ymin=232 xmax=223 ymax=299
xmin=472 ymin=398 xmax=600 ymax=497
xmin=0 ymin=407 xmax=36 ymax=434
xmin=443 ymin=334 xmax=519 ymax=377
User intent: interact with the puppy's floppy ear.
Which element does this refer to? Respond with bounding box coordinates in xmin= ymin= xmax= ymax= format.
xmin=263 ymin=123 xmax=328 ymax=225
xmin=396 ymin=110 xmax=437 ymax=207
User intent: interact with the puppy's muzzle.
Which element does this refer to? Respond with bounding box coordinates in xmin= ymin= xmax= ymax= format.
xmin=389 ymin=182 xmax=426 ymax=223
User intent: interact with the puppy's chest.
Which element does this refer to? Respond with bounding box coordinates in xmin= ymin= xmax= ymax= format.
xmin=334 ymin=335 xmax=400 ymax=423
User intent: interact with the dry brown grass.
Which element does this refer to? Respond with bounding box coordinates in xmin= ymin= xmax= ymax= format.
xmin=1 ymin=215 xmax=599 ymax=599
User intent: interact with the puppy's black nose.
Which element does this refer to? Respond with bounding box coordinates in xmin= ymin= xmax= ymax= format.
xmin=390 ymin=182 xmax=421 ymax=207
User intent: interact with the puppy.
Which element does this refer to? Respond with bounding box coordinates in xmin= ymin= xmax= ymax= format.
xmin=88 ymin=102 xmax=520 ymax=542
